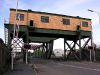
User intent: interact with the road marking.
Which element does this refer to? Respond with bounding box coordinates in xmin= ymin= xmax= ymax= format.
xmin=71 ymin=62 xmax=100 ymax=67
xmin=57 ymin=63 xmax=100 ymax=72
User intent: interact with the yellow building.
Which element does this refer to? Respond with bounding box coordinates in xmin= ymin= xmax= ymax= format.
xmin=9 ymin=8 xmax=92 ymax=32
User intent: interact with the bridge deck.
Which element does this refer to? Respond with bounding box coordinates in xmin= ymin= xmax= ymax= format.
xmin=5 ymin=24 xmax=91 ymax=43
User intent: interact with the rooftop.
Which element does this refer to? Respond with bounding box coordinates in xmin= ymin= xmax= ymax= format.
xmin=10 ymin=8 xmax=91 ymax=20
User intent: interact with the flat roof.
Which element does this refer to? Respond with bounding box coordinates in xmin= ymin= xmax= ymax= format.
xmin=10 ymin=8 xmax=91 ymax=20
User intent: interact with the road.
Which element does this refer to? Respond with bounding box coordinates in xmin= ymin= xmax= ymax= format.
xmin=32 ymin=59 xmax=100 ymax=75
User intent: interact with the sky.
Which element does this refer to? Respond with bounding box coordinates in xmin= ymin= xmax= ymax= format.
xmin=0 ymin=0 xmax=100 ymax=49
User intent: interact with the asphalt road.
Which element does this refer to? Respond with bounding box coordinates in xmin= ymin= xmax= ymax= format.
xmin=33 ymin=59 xmax=100 ymax=75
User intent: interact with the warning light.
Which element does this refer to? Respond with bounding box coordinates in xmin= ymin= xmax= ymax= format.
xmin=24 ymin=44 xmax=31 ymax=49
xmin=88 ymin=46 xmax=93 ymax=49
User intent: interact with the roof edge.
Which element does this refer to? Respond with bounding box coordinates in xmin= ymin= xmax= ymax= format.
xmin=10 ymin=8 xmax=91 ymax=20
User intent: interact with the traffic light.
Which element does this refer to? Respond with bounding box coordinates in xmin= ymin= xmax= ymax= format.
xmin=88 ymin=46 xmax=93 ymax=49
xmin=24 ymin=44 xmax=31 ymax=49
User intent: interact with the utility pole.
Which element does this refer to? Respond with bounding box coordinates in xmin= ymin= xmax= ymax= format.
xmin=88 ymin=9 xmax=100 ymax=62
xmin=88 ymin=9 xmax=100 ymax=24
xmin=11 ymin=0 xmax=19 ymax=70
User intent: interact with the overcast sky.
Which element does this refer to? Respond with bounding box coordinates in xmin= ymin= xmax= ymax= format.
xmin=0 ymin=0 xmax=100 ymax=49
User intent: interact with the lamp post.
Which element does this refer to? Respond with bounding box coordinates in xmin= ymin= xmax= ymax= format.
xmin=88 ymin=9 xmax=100 ymax=24
xmin=88 ymin=9 xmax=100 ymax=62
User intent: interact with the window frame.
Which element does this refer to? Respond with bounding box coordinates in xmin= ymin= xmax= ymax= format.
xmin=16 ymin=13 xmax=24 ymax=21
xmin=82 ymin=21 xmax=88 ymax=27
xmin=41 ymin=16 xmax=49 ymax=23
xmin=62 ymin=18 xmax=70 ymax=25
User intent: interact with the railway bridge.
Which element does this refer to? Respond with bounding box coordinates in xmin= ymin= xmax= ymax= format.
xmin=4 ymin=8 xmax=92 ymax=62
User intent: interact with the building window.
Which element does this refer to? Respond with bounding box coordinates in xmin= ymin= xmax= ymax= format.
xmin=41 ymin=16 xmax=49 ymax=23
xmin=16 ymin=13 xmax=24 ymax=21
xmin=82 ymin=21 xmax=88 ymax=27
xmin=62 ymin=19 xmax=70 ymax=25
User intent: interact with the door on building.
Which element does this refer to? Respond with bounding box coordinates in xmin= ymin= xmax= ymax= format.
xmin=29 ymin=20 xmax=34 ymax=27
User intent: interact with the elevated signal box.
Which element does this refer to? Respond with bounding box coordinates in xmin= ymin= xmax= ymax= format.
xmin=4 ymin=8 xmax=92 ymax=59
xmin=9 ymin=8 xmax=91 ymax=31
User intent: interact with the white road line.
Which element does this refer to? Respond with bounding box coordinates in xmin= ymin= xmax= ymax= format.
xmin=70 ymin=62 xmax=100 ymax=67
xmin=54 ymin=61 xmax=95 ymax=66
xmin=57 ymin=63 xmax=100 ymax=72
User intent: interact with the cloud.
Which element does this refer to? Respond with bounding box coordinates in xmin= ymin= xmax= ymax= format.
xmin=93 ymin=28 xmax=100 ymax=44
xmin=1 ymin=0 xmax=100 ymax=46
xmin=0 ymin=28 xmax=4 ymax=41
xmin=2 ymin=0 xmax=91 ymax=14
xmin=41 ymin=0 xmax=91 ymax=13
xmin=3 ymin=0 xmax=25 ymax=9
xmin=54 ymin=38 xmax=64 ymax=49
xmin=54 ymin=0 xmax=89 ymax=10
xmin=4 ymin=0 xmax=16 ymax=8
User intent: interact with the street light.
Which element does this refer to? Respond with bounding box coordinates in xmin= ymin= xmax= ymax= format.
xmin=88 ymin=9 xmax=100 ymax=24
xmin=88 ymin=9 xmax=100 ymax=62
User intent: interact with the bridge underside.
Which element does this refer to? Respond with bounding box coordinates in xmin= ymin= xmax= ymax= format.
xmin=5 ymin=24 xmax=92 ymax=60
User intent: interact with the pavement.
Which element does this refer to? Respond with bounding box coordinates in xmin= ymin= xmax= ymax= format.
xmin=3 ymin=60 xmax=36 ymax=75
